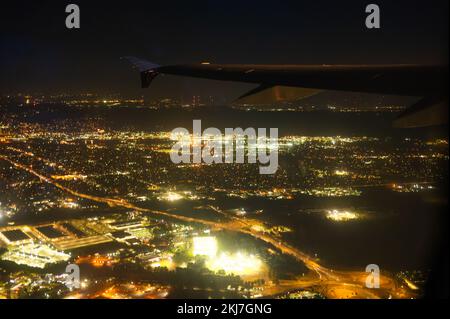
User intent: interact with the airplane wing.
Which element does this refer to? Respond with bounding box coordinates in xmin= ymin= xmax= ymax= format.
xmin=123 ymin=57 xmax=448 ymax=127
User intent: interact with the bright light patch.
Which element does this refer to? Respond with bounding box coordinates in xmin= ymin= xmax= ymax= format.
xmin=206 ymin=252 xmax=262 ymax=276
xmin=236 ymin=208 xmax=246 ymax=216
xmin=326 ymin=209 xmax=358 ymax=222
xmin=193 ymin=236 xmax=217 ymax=257
xmin=1 ymin=243 xmax=70 ymax=269
xmin=158 ymin=191 xmax=183 ymax=202
xmin=334 ymin=170 xmax=349 ymax=176
xmin=60 ymin=198 xmax=79 ymax=209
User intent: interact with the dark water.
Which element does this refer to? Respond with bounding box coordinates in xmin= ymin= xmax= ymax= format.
xmin=215 ymin=189 xmax=447 ymax=272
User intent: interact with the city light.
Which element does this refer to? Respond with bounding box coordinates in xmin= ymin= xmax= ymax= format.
xmin=1 ymin=243 xmax=70 ymax=269
xmin=334 ymin=170 xmax=349 ymax=176
xmin=60 ymin=198 xmax=79 ymax=209
xmin=326 ymin=209 xmax=359 ymax=222
xmin=193 ymin=236 xmax=218 ymax=257
xmin=236 ymin=208 xmax=246 ymax=216
xmin=192 ymin=235 xmax=263 ymax=277
xmin=158 ymin=191 xmax=183 ymax=202
xmin=391 ymin=183 xmax=435 ymax=193
xmin=206 ymin=252 xmax=262 ymax=276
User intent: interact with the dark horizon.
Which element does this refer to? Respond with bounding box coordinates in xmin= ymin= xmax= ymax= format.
xmin=1 ymin=0 xmax=448 ymax=99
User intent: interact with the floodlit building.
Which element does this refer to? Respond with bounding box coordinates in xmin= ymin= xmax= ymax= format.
xmin=193 ymin=236 xmax=217 ymax=258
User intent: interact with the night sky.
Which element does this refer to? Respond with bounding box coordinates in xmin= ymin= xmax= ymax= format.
xmin=0 ymin=0 xmax=448 ymax=99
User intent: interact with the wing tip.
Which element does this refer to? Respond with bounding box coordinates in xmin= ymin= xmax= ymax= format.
xmin=122 ymin=56 xmax=160 ymax=72
xmin=392 ymin=98 xmax=448 ymax=128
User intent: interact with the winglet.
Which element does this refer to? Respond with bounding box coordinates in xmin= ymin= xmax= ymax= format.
xmin=121 ymin=56 xmax=160 ymax=88
xmin=122 ymin=56 xmax=160 ymax=72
